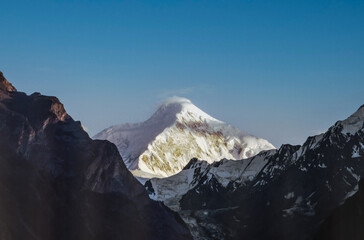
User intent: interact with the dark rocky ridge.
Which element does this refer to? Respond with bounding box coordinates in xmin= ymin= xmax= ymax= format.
xmin=315 ymin=179 xmax=364 ymax=240
xmin=0 ymin=72 xmax=192 ymax=240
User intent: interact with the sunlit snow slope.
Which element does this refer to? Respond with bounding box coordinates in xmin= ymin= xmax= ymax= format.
xmin=94 ymin=97 xmax=275 ymax=178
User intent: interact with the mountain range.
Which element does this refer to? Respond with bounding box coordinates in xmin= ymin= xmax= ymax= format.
xmin=146 ymin=104 xmax=364 ymax=239
xmin=1 ymin=70 xmax=363 ymax=240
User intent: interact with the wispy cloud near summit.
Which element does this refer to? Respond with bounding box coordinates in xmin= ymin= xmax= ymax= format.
xmin=157 ymin=87 xmax=195 ymax=98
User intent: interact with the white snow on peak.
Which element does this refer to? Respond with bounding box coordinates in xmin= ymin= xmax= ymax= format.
xmin=160 ymin=96 xmax=192 ymax=106
xmin=148 ymin=150 xmax=276 ymax=209
xmin=94 ymin=97 xmax=275 ymax=179
xmin=155 ymin=96 xmax=222 ymax=123
xmin=339 ymin=105 xmax=364 ymax=135
xmin=148 ymin=160 xmax=211 ymax=205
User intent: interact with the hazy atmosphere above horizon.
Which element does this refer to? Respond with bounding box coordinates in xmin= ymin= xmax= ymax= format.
xmin=1 ymin=0 xmax=363 ymax=147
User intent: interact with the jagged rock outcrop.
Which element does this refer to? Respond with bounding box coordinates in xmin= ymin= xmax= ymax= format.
xmin=0 ymin=72 xmax=192 ymax=240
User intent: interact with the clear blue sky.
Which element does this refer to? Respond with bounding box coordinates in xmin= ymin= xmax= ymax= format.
xmin=1 ymin=0 xmax=363 ymax=147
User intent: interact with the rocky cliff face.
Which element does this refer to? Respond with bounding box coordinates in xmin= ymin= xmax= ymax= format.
xmin=147 ymin=105 xmax=364 ymax=240
xmin=0 ymin=72 xmax=192 ymax=240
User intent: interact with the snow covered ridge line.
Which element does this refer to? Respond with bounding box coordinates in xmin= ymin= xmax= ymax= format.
xmin=94 ymin=96 xmax=275 ymax=178
xmin=145 ymin=104 xmax=364 ymax=239
xmin=146 ymin=148 xmax=278 ymax=207
xmin=333 ymin=104 xmax=364 ymax=135
xmin=146 ymin=104 xmax=364 ymax=204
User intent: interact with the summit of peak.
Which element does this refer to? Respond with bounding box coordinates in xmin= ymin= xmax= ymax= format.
xmin=357 ymin=104 xmax=364 ymax=112
xmin=0 ymin=71 xmax=17 ymax=92
xmin=154 ymin=96 xmax=220 ymax=123
xmin=159 ymin=96 xmax=192 ymax=107
xmin=335 ymin=104 xmax=364 ymax=135
xmin=157 ymin=97 xmax=196 ymax=112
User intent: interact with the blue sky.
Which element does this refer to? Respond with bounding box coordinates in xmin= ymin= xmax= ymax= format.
xmin=1 ymin=0 xmax=363 ymax=147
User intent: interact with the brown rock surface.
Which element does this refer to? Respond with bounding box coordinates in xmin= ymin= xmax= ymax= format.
xmin=0 ymin=71 xmax=17 ymax=92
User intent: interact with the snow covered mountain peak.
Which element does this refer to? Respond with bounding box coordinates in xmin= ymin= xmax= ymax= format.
xmin=94 ymin=97 xmax=275 ymax=179
xmin=159 ymin=96 xmax=192 ymax=107
xmin=150 ymin=96 xmax=221 ymax=124
xmin=334 ymin=104 xmax=364 ymax=135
